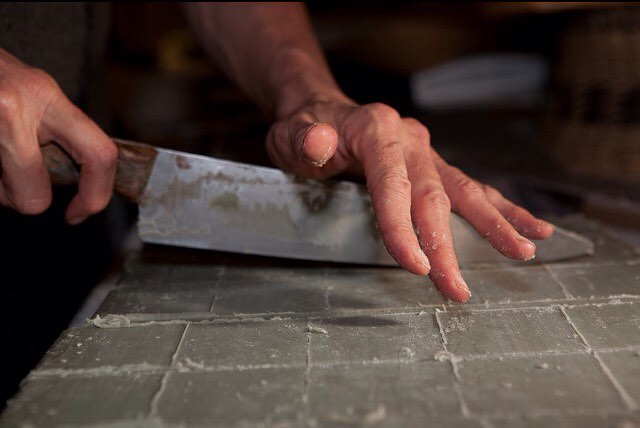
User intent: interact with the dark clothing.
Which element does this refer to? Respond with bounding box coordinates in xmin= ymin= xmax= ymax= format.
xmin=0 ymin=3 xmax=130 ymax=409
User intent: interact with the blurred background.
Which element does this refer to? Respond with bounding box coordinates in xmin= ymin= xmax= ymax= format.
xmin=2 ymin=1 xmax=640 ymax=410
xmin=107 ymin=2 xmax=640 ymax=230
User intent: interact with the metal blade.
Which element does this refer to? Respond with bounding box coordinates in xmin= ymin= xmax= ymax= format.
xmin=137 ymin=148 xmax=593 ymax=266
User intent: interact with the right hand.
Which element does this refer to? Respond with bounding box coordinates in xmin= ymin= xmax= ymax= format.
xmin=0 ymin=48 xmax=117 ymax=224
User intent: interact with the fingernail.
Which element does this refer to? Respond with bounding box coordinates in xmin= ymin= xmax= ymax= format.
xmin=412 ymin=245 xmax=430 ymax=273
xmin=299 ymin=122 xmax=320 ymax=161
xmin=67 ymin=215 xmax=87 ymax=226
xmin=540 ymin=220 xmax=555 ymax=233
xmin=454 ymin=271 xmax=471 ymax=297
xmin=520 ymin=238 xmax=536 ymax=256
xmin=518 ymin=238 xmax=536 ymax=261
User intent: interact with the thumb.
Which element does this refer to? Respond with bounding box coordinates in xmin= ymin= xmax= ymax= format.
xmin=294 ymin=122 xmax=338 ymax=167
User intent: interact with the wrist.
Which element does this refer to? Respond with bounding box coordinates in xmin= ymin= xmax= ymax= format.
xmin=269 ymin=47 xmax=353 ymax=119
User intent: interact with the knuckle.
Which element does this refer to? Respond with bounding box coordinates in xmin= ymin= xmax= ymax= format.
xmin=0 ymin=68 xmax=59 ymax=120
xmin=0 ymin=81 xmax=21 ymax=118
xmin=481 ymin=183 xmax=501 ymax=198
xmin=364 ymin=102 xmax=400 ymax=123
xmin=402 ymin=117 xmax=430 ymax=141
xmin=422 ymin=189 xmax=451 ymax=212
xmin=95 ymin=141 xmax=118 ymax=167
xmin=22 ymin=68 xmax=61 ymax=104
xmin=27 ymin=68 xmax=58 ymax=91
xmin=83 ymin=139 xmax=118 ymax=169
xmin=11 ymin=145 xmax=41 ymax=171
xmin=375 ymin=139 xmax=404 ymax=153
xmin=378 ymin=170 xmax=411 ymax=195
xmin=454 ymin=175 xmax=483 ymax=198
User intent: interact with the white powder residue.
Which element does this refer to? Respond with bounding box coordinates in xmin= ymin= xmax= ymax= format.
xmin=433 ymin=350 xmax=455 ymax=362
xmin=329 ymin=404 xmax=386 ymax=426
xmin=401 ymin=347 xmax=415 ymax=360
xmin=93 ymin=314 xmax=131 ymax=329
xmin=308 ymin=326 xmax=328 ymax=335
xmin=444 ymin=316 xmax=470 ymax=333
xmin=177 ymin=358 xmax=207 ymax=371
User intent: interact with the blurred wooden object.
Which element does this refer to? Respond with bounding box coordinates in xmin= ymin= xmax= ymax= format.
xmin=540 ymin=5 xmax=640 ymax=185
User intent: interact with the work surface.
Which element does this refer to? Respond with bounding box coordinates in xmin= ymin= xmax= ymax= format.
xmin=1 ymin=216 xmax=639 ymax=427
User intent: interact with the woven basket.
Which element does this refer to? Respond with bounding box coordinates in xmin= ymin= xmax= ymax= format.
xmin=542 ymin=6 xmax=640 ymax=183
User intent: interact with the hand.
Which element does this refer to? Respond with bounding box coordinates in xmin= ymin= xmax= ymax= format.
xmin=267 ymin=99 xmax=554 ymax=302
xmin=0 ymin=48 xmax=117 ymax=224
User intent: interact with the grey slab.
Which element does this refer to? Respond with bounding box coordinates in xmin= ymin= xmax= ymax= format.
xmin=308 ymin=360 xmax=461 ymax=426
xmin=0 ymin=373 xmax=162 ymax=427
xmin=221 ymin=265 xmax=326 ymax=282
xmin=327 ymin=268 xmax=448 ymax=310
xmin=175 ymin=320 xmax=307 ymax=369
xmin=488 ymin=413 xmax=640 ymax=428
xmin=460 ymin=266 xmax=567 ymax=304
xmin=548 ymin=264 xmax=640 ymax=299
xmin=121 ymin=256 xmax=222 ymax=285
xmin=214 ymin=267 xmax=327 ymax=315
xmin=597 ymin=350 xmax=640 ymax=405
xmin=37 ymin=325 xmax=185 ymax=371
xmin=439 ymin=307 xmax=584 ymax=357
xmin=155 ymin=368 xmax=305 ymax=427
xmin=98 ymin=285 xmax=215 ymax=315
xmin=458 ymin=353 xmax=625 ymax=416
xmin=564 ymin=303 xmax=640 ymax=349
xmin=310 ymin=313 xmax=442 ymax=365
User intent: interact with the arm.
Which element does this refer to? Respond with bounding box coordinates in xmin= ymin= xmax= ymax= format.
xmin=0 ymin=47 xmax=116 ymax=224
xmin=184 ymin=2 xmax=553 ymax=302
xmin=183 ymin=2 xmax=349 ymax=119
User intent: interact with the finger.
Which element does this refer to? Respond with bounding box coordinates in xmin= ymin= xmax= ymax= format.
xmin=482 ymin=184 xmax=554 ymax=240
xmin=362 ymin=140 xmax=431 ymax=276
xmin=436 ymin=161 xmax=537 ymax=261
xmin=298 ymin=122 xmax=338 ymax=167
xmin=43 ymin=98 xmax=117 ymax=224
xmin=267 ymin=115 xmax=338 ymax=166
xmin=0 ymin=102 xmax=51 ymax=214
xmin=405 ymin=145 xmax=470 ymax=303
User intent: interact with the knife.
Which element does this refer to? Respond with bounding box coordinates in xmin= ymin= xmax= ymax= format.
xmin=42 ymin=138 xmax=593 ymax=266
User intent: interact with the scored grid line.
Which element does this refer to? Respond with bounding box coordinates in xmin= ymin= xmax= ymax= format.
xmin=543 ymin=263 xmax=574 ymax=300
xmin=559 ymin=306 xmax=639 ymax=411
xmin=302 ymin=320 xmax=312 ymax=425
xmin=434 ymin=308 xmax=470 ymax=418
xmin=149 ymin=323 xmax=189 ymax=417
xmin=208 ymin=266 xmax=225 ymax=313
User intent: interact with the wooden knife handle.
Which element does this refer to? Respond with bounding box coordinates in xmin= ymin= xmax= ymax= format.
xmin=42 ymin=139 xmax=158 ymax=203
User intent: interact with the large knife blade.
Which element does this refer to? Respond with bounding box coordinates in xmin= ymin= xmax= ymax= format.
xmin=43 ymin=139 xmax=593 ymax=266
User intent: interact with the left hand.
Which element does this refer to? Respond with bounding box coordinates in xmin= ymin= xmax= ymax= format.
xmin=266 ymin=99 xmax=554 ymax=302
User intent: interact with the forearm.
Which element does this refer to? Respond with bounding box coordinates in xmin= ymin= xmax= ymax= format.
xmin=183 ymin=2 xmax=351 ymax=119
